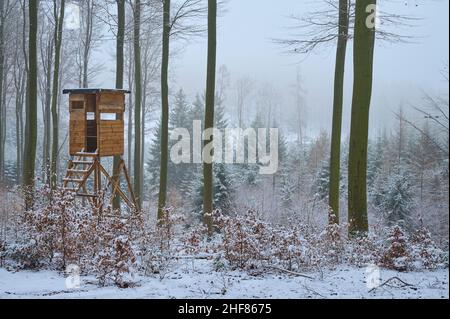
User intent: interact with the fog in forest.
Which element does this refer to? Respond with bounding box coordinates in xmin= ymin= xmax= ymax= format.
xmin=0 ymin=0 xmax=449 ymax=297
xmin=89 ymin=0 xmax=449 ymax=138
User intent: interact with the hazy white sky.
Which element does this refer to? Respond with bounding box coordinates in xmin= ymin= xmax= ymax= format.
xmin=97 ymin=0 xmax=449 ymax=138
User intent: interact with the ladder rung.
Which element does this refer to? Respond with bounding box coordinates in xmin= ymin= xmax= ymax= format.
xmin=67 ymin=169 xmax=89 ymax=174
xmin=72 ymin=160 xmax=93 ymax=165
xmin=75 ymin=152 xmax=98 ymax=157
xmin=63 ymin=178 xmax=85 ymax=183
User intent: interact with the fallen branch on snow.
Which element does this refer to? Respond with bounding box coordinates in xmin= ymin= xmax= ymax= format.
xmin=264 ymin=266 xmax=314 ymax=280
xmin=369 ymin=276 xmax=415 ymax=293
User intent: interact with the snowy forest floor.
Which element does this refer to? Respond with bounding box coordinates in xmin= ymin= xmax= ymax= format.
xmin=0 ymin=260 xmax=448 ymax=299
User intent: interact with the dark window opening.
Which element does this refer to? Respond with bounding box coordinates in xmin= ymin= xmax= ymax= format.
xmin=71 ymin=101 xmax=84 ymax=111
xmin=86 ymin=113 xmax=97 ymax=153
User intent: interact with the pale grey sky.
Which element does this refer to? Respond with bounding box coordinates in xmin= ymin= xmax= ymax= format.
xmin=96 ymin=0 xmax=449 ymax=138
xmin=176 ymin=0 xmax=449 ymax=137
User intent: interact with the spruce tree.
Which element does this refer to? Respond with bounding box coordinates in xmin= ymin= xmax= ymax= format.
xmin=377 ymin=170 xmax=414 ymax=229
xmin=170 ymin=89 xmax=193 ymax=188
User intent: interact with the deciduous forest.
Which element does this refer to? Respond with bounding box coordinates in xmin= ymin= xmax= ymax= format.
xmin=0 ymin=0 xmax=448 ymax=299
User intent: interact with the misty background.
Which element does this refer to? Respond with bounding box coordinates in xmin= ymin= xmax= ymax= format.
xmin=90 ymin=0 xmax=449 ymax=138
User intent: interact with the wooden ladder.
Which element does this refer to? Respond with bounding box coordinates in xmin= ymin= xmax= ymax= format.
xmin=63 ymin=149 xmax=98 ymax=198
xmin=62 ymin=149 xmax=138 ymax=212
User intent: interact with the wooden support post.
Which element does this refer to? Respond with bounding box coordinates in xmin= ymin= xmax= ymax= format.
xmin=62 ymin=152 xmax=137 ymax=213
xmin=122 ymin=158 xmax=138 ymax=210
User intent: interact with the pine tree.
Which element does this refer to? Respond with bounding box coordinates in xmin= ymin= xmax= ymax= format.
xmin=278 ymin=137 xmax=300 ymax=211
xmin=376 ymin=170 xmax=414 ymax=229
xmin=190 ymin=163 xmax=233 ymax=219
xmin=191 ymin=93 xmax=204 ymax=123
xmin=147 ymin=121 xmax=163 ymax=196
xmin=189 ymin=92 xmax=234 ymax=217
xmin=170 ymin=89 xmax=192 ymax=129
xmin=314 ymin=161 xmax=330 ymax=201
xmin=367 ymin=135 xmax=385 ymax=190
xmin=170 ymin=89 xmax=193 ymax=188
xmin=240 ymin=112 xmax=265 ymax=185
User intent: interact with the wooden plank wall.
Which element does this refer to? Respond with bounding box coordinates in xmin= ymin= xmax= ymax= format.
xmin=98 ymin=120 xmax=124 ymax=156
xmin=98 ymin=92 xmax=125 ymax=113
xmin=68 ymin=92 xmax=126 ymax=157
xmin=69 ymin=109 xmax=86 ymax=155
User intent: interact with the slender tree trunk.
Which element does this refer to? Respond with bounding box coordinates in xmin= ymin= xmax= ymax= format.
xmin=127 ymin=47 xmax=133 ymax=178
xmin=82 ymin=0 xmax=92 ymax=88
xmin=42 ymin=46 xmax=52 ymax=183
xmin=0 ymin=0 xmax=5 ymax=182
xmin=133 ymin=0 xmax=142 ymax=208
xmin=15 ymin=73 xmax=25 ymax=184
xmin=0 ymin=71 xmax=6 ymax=181
xmin=157 ymin=0 xmax=170 ymax=220
xmin=113 ymin=0 xmax=125 ymax=209
xmin=203 ymin=0 xmax=217 ymax=234
xmin=21 ymin=0 xmax=28 ymax=184
xmin=328 ymin=0 xmax=349 ymax=225
xmin=141 ymin=92 xmax=145 ymax=202
xmin=127 ymin=82 xmax=133 ymax=176
xmin=23 ymin=0 xmax=39 ymax=209
xmin=40 ymin=32 xmax=54 ymax=183
xmin=50 ymin=0 xmax=65 ymax=188
xmin=348 ymin=0 xmax=376 ymax=236
xmin=141 ymin=56 xmax=148 ymax=203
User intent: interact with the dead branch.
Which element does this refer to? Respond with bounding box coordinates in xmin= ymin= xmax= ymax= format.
xmin=264 ymin=266 xmax=314 ymax=280
xmin=369 ymin=276 xmax=414 ymax=293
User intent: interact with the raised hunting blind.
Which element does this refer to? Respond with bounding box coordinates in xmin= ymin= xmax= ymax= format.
xmin=62 ymin=88 xmax=137 ymax=211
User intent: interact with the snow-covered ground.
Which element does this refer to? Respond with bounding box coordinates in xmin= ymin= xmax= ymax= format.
xmin=0 ymin=260 xmax=448 ymax=299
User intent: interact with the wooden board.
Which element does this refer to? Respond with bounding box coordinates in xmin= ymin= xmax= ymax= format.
xmin=98 ymin=119 xmax=124 ymax=156
xmin=69 ymin=111 xmax=86 ymax=155
xmin=98 ymin=92 xmax=125 ymax=112
xmin=69 ymin=94 xmax=85 ymax=102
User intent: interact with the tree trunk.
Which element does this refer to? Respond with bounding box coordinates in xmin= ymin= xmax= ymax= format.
xmin=157 ymin=0 xmax=170 ymax=220
xmin=23 ymin=0 xmax=39 ymax=209
xmin=42 ymin=40 xmax=52 ymax=183
xmin=328 ymin=0 xmax=349 ymax=225
xmin=15 ymin=72 xmax=25 ymax=184
xmin=141 ymin=91 xmax=145 ymax=202
xmin=127 ymin=81 xmax=133 ymax=176
xmin=133 ymin=0 xmax=142 ymax=208
xmin=113 ymin=0 xmax=125 ymax=210
xmin=0 ymin=69 xmax=6 ymax=182
xmin=82 ymin=0 xmax=92 ymax=88
xmin=0 ymin=0 xmax=5 ymax=182
xmin=50 ymin=0 xmax=65 ymax=189
xmin=348 ymin=0 xmax=376 ymax=236
xmin=203 ymin=0 xmax=217 ymax=235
